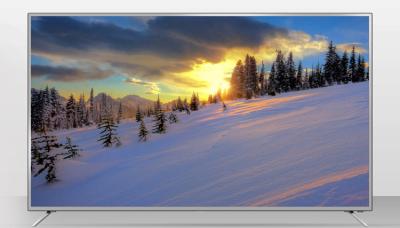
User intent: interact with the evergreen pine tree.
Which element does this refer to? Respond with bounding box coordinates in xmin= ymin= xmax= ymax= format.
xmin=117 ymin=102 xmax=122 ymax=124
xmin=303 ymin=68 xmax=310 ymax=89
xmin=296 ymin=61 xmax=303 ymax=90
xmin=196 ymin=92 xmax=200 ymax=108
xmin=49 ymin=87 xmax=64 ymax=130
xmin=76 ymin=94 xmax=86 ymax=127
xmin=341 ymin=51 xmax=350 ymax=84
xmin=168 ymin=112 xmax=178 ymax=124
xmin=176 ymin=96 xmax=184 ymax=112
xmin=212 ymin=95 xmax=218 ymax=104
xmin=99 ymin=93 xmax=108 ymax=121
xmin=146 ymin=107 xmax=152 ymax=117
xmin=31 ymin=140 xmax=44 ymax=166
xmin=39 ymin=86 xmax=53 ymax=131
xmin=309 ymin=66 xmax=318 ymax=88
xmin=190 ymin=92 xmax=199 ymax=111
xmin=356 ymin=55 xmax=366 ymax=82
xmin=268 ymin=63 xmax=277 ymax=96
xmin=222 ymin=102 xmax=227 ymax=111
xmin=89 ymin=88 xmax=94 ymax=124
xmin=152 ymin=95 xmax=167 ymax=133
xmin=208 ymin=94 xmax=213 ymax=104
xmin=323 ymin=41 xmax=340 ymax=85
xmin=316 ymin=63 xmax=325 ymax=87
xmin=244 ymin=55 xmax=258 ymax=98
xmin=185 ymin=105 xmax=191 ymax=115
xmin=32 ymin=132 xmax=62 ymax=183
xmin=138 ymin=119 xmax=149 ymax=142
xmin=275 ymin=50 xmax=287 ymax=93
xmin=63 ymin=137 xmax=80 ymax=159
xmin=250 ymin=56 xmax=258 ymax=96
xmin=350 ymin=46 xmax=357 ymax=82
xmin=287 ymin=52 xmax=296 ymax=91
xmin=65 ymin=94 xmax=77 ymax=129
xmin=135 ymin=105 xmax=143 ymax=122
xmin=97 ymin=111 xmax=120 ymax=148
xmin=216 ymin=88 xmax=222 ymax=101
xmin=31 ymin=88 xmax=45 ymax=132
xmin=229 ymin=60 xmax=245 ymax=98
xmin=259 ymin=61 xmax=266 ymax=95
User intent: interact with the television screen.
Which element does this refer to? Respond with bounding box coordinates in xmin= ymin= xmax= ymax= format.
xmin=29 ymin=14 xmax=371 ymax=210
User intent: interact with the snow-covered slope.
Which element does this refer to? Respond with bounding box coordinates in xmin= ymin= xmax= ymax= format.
xmin=32 ymin=82 xmax=369 ymax=207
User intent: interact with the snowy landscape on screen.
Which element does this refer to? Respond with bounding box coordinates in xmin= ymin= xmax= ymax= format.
xmin=31 ymin=81 xmax=369 ymax=207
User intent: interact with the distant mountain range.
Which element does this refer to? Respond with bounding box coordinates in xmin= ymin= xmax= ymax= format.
xmin=92 ymin=93 xmax=155 ymax=118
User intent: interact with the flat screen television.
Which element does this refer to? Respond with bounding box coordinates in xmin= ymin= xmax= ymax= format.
xmin=28 ymin=13 xmax=372 ymax=211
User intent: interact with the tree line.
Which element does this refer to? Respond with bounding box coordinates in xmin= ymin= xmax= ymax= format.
xmin=31 ymin=90 xmax=203 ymax=183
xmin=31 ymin=87 xmax=120 ymax=133
xmin=229 ymin=42 xmax=368 ymax=99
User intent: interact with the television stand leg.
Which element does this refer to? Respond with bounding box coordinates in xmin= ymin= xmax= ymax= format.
xmin=32 ymin=211 xmax=54 ymax=227
xmin=348 ymin=211 xmax=368 ymax=227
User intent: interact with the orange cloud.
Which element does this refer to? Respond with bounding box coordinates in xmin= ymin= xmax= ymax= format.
xmin=336 ymin=43 xmax=367 ymax=54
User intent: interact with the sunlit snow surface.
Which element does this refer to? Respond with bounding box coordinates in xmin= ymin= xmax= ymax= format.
xmin=32 ymin=82 xmax=369 ymax=207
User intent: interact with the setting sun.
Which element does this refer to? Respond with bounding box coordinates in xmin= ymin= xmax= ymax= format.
xmin=177 ymin=59 xmax=235 ymax=98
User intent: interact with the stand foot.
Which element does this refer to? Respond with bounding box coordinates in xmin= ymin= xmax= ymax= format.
xmin=348 ymin=211 xmax=368 ymax=227
xmin=32 ymin=211 xmax=54 ymax=227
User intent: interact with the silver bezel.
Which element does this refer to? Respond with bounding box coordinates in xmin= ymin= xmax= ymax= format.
xmin=27 ymin=12 xmax=373 ymax=212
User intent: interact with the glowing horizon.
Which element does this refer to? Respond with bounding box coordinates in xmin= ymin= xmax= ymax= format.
xmin=31 ymin=16 xmax=369 ymax=102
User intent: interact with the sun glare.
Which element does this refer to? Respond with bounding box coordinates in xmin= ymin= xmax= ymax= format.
xmin=180 ymin=59 xmax=235 ymax=98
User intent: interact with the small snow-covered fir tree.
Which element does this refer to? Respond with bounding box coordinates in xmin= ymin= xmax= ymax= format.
xmin=31 ymin=140 xmax=42 ymax=172
xmin=117 ymin=102 xmax=122 ymax=124
xmin=34 ymin=155 xmax=57 ymax=183
xmin=176 ymin=96 xmax=184 ymax=112
xmin=135 ymin=105 xmax=143 ymax=122
xmin=152 ymin=95 xmax=167 ymax=133
xmin=208 ymin=94 xmax=213 ymax=104
xmin=76 ymin=94 xmax=87 ymax=127
xmin=222 ymin=102 xmax=227 ymax=111
xmin=168 ymin=112 xmax=178 ymax=124
xmin=212 ymin=95 xmax=218 ymax=103
xmin=190 ymin=92 xmax=199 ymax=111
xmin=41 ymin=86 xmax=52 ymax=131
xmin=63 ymin=137 xmax=80 ymax=159
xmin=89 ymin=88 xmax=94 ymax=123
xmin=97 ymin=113 xmax=121 ymax=147
xmin=49 ymin=87 xmax=64 ymax=130
xmin=138 ymin=119 xmax=149 ymax=142
xmin=32 ymin=132 xmax=62 ymax=183
xmin=66 ymin=94 xmax=77 ymax=129
xmin=184 ymin=102 xmax=191 ymax=115
xmin=31 ymin=88 xmax=44 ymax=132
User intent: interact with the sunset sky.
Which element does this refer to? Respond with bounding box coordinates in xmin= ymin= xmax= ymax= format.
xmin=30 ymin=15 xmax=369 ymax=102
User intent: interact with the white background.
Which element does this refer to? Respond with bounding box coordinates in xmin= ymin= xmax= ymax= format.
xmin=0 ymin=0 xmax=399 ymax=199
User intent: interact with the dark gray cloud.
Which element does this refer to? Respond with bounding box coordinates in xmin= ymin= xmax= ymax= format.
xmin=32 ymin=16 xmax=223 ymax=62
xmin=147 ymin=16 xmax=287 ymax=48
xmin=31 ymin=64 xmax=114 ymax=82
xmin=31 ymin=16 xmax=288 ymax=82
